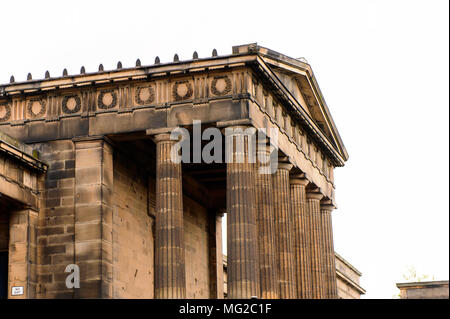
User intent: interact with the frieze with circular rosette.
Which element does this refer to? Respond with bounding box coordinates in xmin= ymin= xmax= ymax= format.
xmin=0 ymin=103 xmax=11 ymax=123
xmin=27 ymin=99 xmax=46 ymax=118
xmin=98 ymin=90 xmax=117 ymax=109
xmin=135 ymin=86 xmax=155 ymax=105
xmin=211 ymin=76 xmax=232 ymax=96
xmin=172 ymin=81 xmax=193 ymax=101
xmin=62 ymin=95 xmax=82 ymax=114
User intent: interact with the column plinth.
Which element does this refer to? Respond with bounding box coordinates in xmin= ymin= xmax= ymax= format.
xmin=153 ymin=132 xmax=186 ymax=299
xmin=290 ymin=175 xmax=312 ymax=299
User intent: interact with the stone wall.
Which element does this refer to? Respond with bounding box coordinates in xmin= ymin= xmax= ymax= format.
xmin=111 ymin=149 xmax=212 ymax=299
xmin=397 ymin=281 xmax=449 ymax=299
xmin=112 ymin=151 xmax=154 ymax=298
xmin=336 ymin=274 xmax=362 ymax=299
xmin=335 ymin=253 xmax=365 ymax=299
xmin=8 ymin=209 xmax=38 ymax=299
xmin=184 ymin=196 xmax=210 ymax=299
xmin=33 ymin=140 xmax=76 ymax=298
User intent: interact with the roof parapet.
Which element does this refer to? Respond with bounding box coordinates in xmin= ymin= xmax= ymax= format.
xmin=0 ymin=48 xmax=227 ymax=88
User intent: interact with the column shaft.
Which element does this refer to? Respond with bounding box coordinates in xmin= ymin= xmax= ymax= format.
xmin=290 ymin=177 xmax=312 ymax=299
xmin=255 ymin=141 xmax=279 ymax=299
xmin=208 ymin=211 xmax=225 ymax=299
xmin=306 ymin=191 xmax=324 ymax=298
xmin=226 ymin=128 xmax=259 ymax=298
xmin=154 ymin=133 xmax=186 ymax=299
xmin=215 ymin=213 xmax=225 ymax=299
xmin=272 ymin=163 xmax=297 ymax=298
xmin=321 ymin=204 xmax=338 ymax=298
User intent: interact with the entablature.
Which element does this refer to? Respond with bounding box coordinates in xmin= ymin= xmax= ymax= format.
xmin=0 ymin=44 xmax=346 ymax=201
xmin=0 ymin=50 xmax=345 ymax=162
xmin=0 ymin=131 xmax=45 ymax=211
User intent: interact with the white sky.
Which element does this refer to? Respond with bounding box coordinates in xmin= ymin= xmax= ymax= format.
xmin=1 ymin=0 xmax=448 ymax=299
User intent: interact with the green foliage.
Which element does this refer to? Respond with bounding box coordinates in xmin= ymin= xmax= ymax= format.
xmin=393 ymin=265 xmax=436 ymax=298
xmin=402 ymin=265 xmax=435 ymax=283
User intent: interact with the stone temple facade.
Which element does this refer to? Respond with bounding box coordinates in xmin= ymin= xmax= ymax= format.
xmin=0 ymin=43 xmax=349 ymax=299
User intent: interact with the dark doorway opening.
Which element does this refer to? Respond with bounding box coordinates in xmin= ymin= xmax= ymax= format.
xmin=0 ymin=251 xmax=7 ymax=299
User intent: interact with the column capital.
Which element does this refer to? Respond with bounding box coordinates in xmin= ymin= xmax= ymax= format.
xmin=216 ymin=118 xmax=253 ymax=128
xmin=290 ymin=174 xmax=309 ymax=187
xmin=147 ymin=127 xmax=179 ymax=143
xmin=72 ymin=135 xmax=115 ymax=148
xmin=221 ymin=124 xmax=256 ymax=137
xmin=153 ymin=133 xmax=174 ymax=143
xmin=321 ymin=200 xmax=336 ymax=213
xmin=306 ymin=191 xmax=323 ymax=201
xmin=257 ymin=136 xmax=270 ymax=149
xmin=277 ymin=162 xmax=293 ymax=171
xmin=277 ymin=157 xmax=293 ymax=171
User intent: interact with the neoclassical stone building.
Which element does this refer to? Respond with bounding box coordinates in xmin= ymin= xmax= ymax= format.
xmin=0 ymin=43 xmax=348 ymax=299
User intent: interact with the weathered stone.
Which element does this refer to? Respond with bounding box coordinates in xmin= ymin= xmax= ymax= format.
xmin=0 ymin=44 xmax=352 ymax=300
xmin=151 ymin=132 xmax=186 ymax=299
xmin=256 ymin=139 xmax=279 ymax=299
xmin=273 ymin=161 xmax=297 ymax=299
xmin=225 ymin=126 xmax=259 ymax=299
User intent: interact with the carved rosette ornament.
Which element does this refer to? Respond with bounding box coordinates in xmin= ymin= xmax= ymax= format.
xmin=62 ymin=95 xmax=81 ymax=114
xmin=135 ymin=86 xmax=155 ymax=105
xmin=172 ymin=81 xmax=193 ymax=101
xmin=0 ymin=103 xmax=11 ymax=122
xmin=97 ymin=90 xmax=117 ymax=109
xmin=27 ymin=99 xmax=46 ymax=118
xmin=211 ymin=76 xmax=232 ymax=96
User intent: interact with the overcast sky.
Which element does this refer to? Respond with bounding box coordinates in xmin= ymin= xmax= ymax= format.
xmin=1 ymin=0 xmax=448 ymax=298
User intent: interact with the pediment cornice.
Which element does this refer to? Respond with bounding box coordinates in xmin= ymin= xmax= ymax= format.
xmin=246 ymin=45 xmax=348 ymax=164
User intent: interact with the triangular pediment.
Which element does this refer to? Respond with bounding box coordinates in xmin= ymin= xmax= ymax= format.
xmin=272 ymin=69 xmax=313 ymax=118
xmin=255 ymin=50 xmax=348 ymax=162
xmin=272 ymin=67 xmax=334 ymax=142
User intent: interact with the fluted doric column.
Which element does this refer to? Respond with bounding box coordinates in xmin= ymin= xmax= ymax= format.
xmin=321 ymin=203 xmax=338 ymax=299
xmin=225 ymin=125 xmax=259 ymax=298
xmin=153 ymin=132 xmax=186 ymax=298
xmin=272 ymin=160 xmax=297 ymax=298
xmin=306 ymin=189 xmax=324 ymax=299
xmin=290 ymin=175 xmax=312 ymax=299
xmin=255 ymin=138 xmax=279 ymax=299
